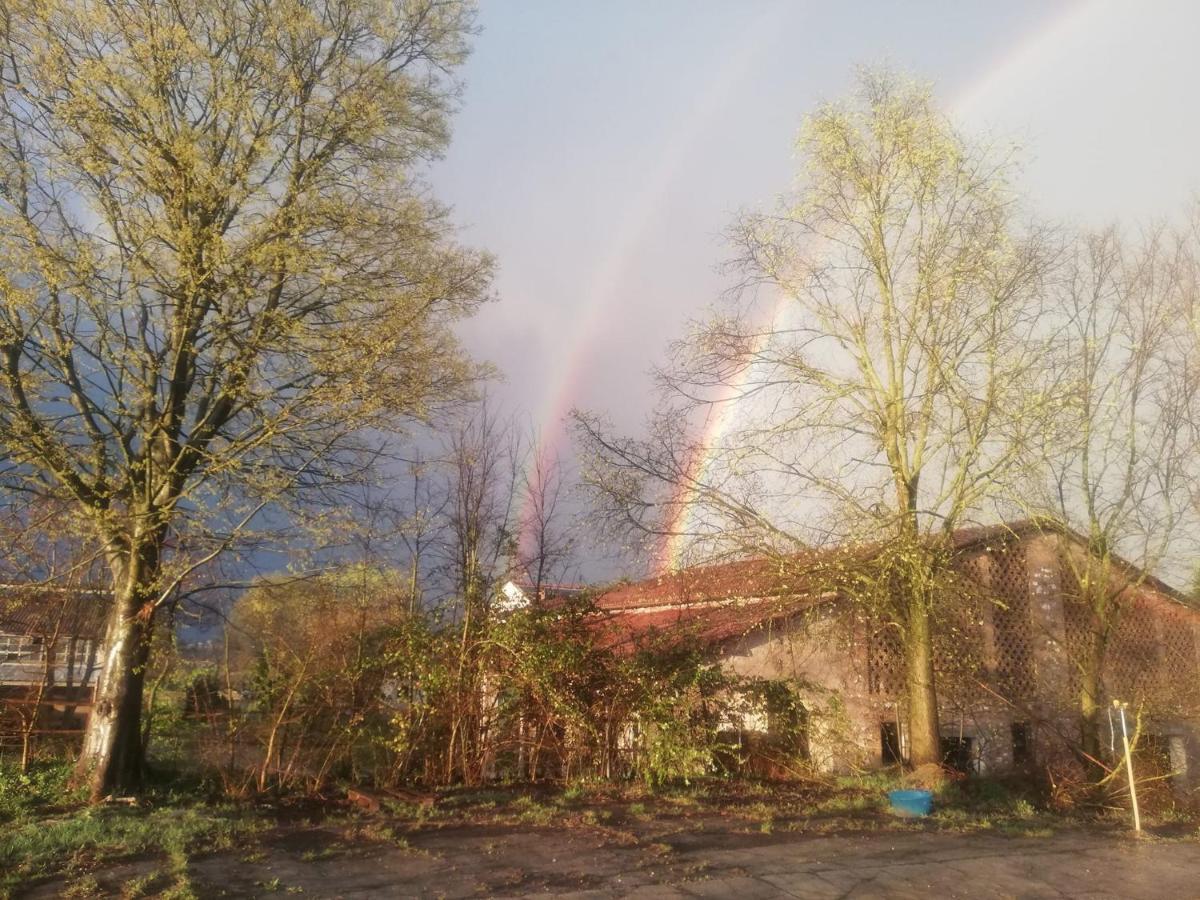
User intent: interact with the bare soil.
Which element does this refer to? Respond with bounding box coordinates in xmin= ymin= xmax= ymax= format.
xmin=16 ymin=783 xmax=1200 ymax=899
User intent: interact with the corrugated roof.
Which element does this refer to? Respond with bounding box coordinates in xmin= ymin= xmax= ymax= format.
xmin=0 ymin=586 xmax=111 ymax=641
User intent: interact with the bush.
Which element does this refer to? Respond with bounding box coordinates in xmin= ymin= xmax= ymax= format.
xmin=0 ymin=758 xmax=80 ymax=825
xmin=174 ymin=576 xmax=745 ymax=792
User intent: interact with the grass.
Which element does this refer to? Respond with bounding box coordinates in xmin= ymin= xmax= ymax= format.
xmin=510 ymin=794 xmax=557 ymax=825
xmin=0 ymin=760 xmax=269 ymax=899
xmin=4 ymin=759 xmax=1195 ymax=896
xmin=397 ymin=771 xmax=1116 ymax=841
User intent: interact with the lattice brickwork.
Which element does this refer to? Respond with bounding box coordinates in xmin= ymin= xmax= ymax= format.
xmin=1058 ymin=551 xmax=1200 ymax=716
xmin=859 ymin=536 xmax=1200 ymax=715
xmin=932 ymin=556 xmax=988 ymax=703
xmin=867 ymin=623 xmax=904 ymax=696
xmin=1106 ymin=594 xmax=1200 ymax=714
xmin=1154 ymin=604 xmax=1200 ymax=711
xmin=1106 ymin=593 xmax=1161 ymax=702
xmin=864 ymin=558 xmax=988 ymax=700
xmin=990 ymin=544 xmax=1036 ymax=700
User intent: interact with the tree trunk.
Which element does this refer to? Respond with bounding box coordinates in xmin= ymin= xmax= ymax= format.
xmin=904 ymin=593 xmax=941 ymax=767
xmin=893 ymin=502 xmax=941 ymax=769
xmin=77 ymin=595 xmax=153 ymax=799
xmin=76 ymin=535 xmax=163 ymax=800
xmin=1077 ymin=624 xmax=1107 ymax=773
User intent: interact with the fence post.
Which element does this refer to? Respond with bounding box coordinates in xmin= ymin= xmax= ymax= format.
xmin=1115 ymin=700 xmax=1141 ymax=833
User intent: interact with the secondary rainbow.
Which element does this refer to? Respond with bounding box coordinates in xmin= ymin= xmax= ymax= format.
xmin=515 ymin=0 xmax=1099 ymax=574
xmin=660 ymin=0 xmax=1099 ymax=572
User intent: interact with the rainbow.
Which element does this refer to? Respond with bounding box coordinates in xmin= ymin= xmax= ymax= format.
xmin=519 ymin=0 xmax=1100 ymax=574
xmin=657 ymin=0 xmax=1099 ymax=572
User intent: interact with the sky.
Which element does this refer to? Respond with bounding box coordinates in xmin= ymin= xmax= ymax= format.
xmin=429 ymin=0 xmax=1200 ymax=575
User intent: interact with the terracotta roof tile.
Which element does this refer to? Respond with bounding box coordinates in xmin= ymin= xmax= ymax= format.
xmin=587 ymin=519 xmax=1199 ymax=650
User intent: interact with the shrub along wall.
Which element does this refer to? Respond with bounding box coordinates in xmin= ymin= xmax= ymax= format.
xmin=142 ymin=578 xmax=791 ymax=794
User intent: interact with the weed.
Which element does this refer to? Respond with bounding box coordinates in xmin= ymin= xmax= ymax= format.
xmin=580 ymin=808 xmax=613 ymax=827
xmin=62 ymin=875 xmax=102 ymax=899
xmin=560 ymin=784 xmax=587 ymax=803
xmin=511 ymin=795 xmax=556 ymax=826
xmin=299 ymin=845 xmax=341 ymax=862
xmin=119 ymin=872 xmax=164 ymax=899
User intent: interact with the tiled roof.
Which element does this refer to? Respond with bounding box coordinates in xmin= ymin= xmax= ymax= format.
xmin=590 ymin=594 xmax=820 ymax=652
xmin=596 ymin=557 xmax=810 ymax=611
xmin=591 ymin=555 xmax=835 ymax=652
xmin=587 ymin=519 xmax=1198 ymax=650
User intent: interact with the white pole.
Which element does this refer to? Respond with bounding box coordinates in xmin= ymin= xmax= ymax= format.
xmin=1115 ymin=701 xmax=1141 ymax=833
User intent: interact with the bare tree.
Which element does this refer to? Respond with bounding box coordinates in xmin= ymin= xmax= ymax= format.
xmin=397 ymin=453 xmax=448 ymax=615
xmin=1028 ymin=228 xmax=1196 ymax=768
xmin=439 ymin=402 xmax=522 ymax=783
xmin=517 ymin=440 xmax=575 ymax=596
xmin=0 ymin=0 xmax=490 ymax=798
xmin=577 ymin=71 xmax=1053 ymax=765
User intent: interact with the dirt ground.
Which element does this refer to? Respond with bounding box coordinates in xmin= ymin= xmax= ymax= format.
xmin=21 ymin=815 xmax=1200 ymax=899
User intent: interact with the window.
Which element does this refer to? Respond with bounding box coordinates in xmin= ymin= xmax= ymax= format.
xmin=1011 ymin=722 xmax=1032 ymax=766
xmin=1168 ymin=736 xmax=1189 ymax=783
xmin=881 ymin=722 xmax=903 ymax=765
xmin=68 ymin=638 xmax=92 ymax=669
xmin=0 ymin=634 xmax=42 ymax=663
xmin=719 ymin=690 xmax=769 ymax=735
xmin=941 ymin=736 xmax=975 ymax=774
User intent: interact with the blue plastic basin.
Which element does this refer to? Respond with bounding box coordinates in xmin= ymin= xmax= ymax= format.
xmin=888 ymin=788 xmax=934 ymax=817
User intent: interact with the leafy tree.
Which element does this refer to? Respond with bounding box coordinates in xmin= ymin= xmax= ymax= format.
xmin=0 ymin=0 xmax=490 ymax=798
xmin=577 ymin=71 xmax=1052 ymax=765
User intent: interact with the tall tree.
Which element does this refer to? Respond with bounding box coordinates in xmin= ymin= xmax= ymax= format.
xmin=0 ymin=0 xmax=490 ymax=798
xmin=1031 ymin=228 xmax=1195 ymax=768
xmin=577 ymin=71 xmax=1051 ymax=765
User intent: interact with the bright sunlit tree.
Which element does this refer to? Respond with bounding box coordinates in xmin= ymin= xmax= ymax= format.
xmin=578 ymin=71 xmax=1054 ymax=766
xmin=0 ymin=0 xmax=491 ymax=798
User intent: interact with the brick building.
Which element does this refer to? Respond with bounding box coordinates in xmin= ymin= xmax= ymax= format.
xmin=590 ymin=521 xmax=1200 ymax=786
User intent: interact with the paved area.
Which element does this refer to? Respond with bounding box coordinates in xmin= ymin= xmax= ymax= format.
xmin=27 ymin=823 xmax=1200 ymax=899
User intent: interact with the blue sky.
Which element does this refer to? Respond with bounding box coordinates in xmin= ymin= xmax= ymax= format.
xmin=432 ymin=0 xmax=1200 ymax=468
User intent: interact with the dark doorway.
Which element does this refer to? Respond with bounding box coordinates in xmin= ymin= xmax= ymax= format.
xmin=1011 ymin=722 xmax=1032 ymax=767
xmin=881 ymin=722 xmax=903 ymax=765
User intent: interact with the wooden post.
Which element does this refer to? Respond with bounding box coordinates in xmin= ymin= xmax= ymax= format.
xmin=1115 ymin=700 xmax=1141 ymax=833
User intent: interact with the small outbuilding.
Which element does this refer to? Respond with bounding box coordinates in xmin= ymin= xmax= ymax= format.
xmin=0 ymin=586 xmax=108 ymax=749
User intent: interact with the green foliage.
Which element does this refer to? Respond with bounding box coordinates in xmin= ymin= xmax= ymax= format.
xmin=0 ymin=758 xmax=83 ymax=824
xmin=0 ymin=759 xmax=266 ymax=896
xmin=187 ymin=576 xmax=742 ymax=791
xmin=482 ymin=599 xmax=736 ymax=786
